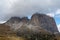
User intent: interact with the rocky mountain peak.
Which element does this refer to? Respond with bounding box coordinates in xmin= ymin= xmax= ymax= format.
xmin=5 ymin=17 xmax=29 ymax=30
xmin=7 ymin=17 xmax=21 ymax=23
xmin=30 ymin=13 xmax=58 ymax=33
xmin=31 ymin=13 xmax=44 ymax=17
xmin=5 ymin=17 xmax=21 ymax=27
xmin=21 ymin=17 xmax=29 ymax=23
xmin=30 ymin=13 xmax=47 ymax=25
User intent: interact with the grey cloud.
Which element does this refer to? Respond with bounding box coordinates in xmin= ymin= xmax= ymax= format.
xmin=0 ymin=0 xmax=60 ymax=22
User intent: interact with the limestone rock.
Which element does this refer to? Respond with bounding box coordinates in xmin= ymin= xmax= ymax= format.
xmin=30 ymin=13 xmax=58 ymax=33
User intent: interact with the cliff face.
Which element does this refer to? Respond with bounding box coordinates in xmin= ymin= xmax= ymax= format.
xmin=5 ymin=17 xmax=29 ymax=27
xmin=5 ymin=13 xmax=58 ymax=33
xmin=21 ymin=17 xmax=29 ymax=23
xmin=30 ymin=13 xmax=58 ymax=33
xmin=5 ymin=17 xmax=21 ymax=26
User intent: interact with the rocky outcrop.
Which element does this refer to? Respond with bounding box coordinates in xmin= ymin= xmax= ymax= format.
xmin=30 ymin=13 xmax=58 ymax=33
xmin=21 ymin=17 xmax=29 ymax=23
xmin=5 ymin=17 xmax=29 ymax=25
xmin=16 ymin=24 xmax=51 ymax=37
xmin=5 ymin=17 xmax=21 ymax=26
xmin=7 ymin=17 xmax=21 ymax=23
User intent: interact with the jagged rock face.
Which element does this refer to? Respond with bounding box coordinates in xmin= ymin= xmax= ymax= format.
xmin=5 ymin=17 xmax=29 ymax=26
xmin=21 ymin=17 xmax=29 ymax=23
xmin=8 ymin=17 xmax=21 ymax=23
xmin=16 ymin=24 xmax=51 ymax=36
xmin=30 ymin=13 xmax=58 ymax=33
xmin=5 ymin=13 xmax=58 ymax=33
xmin=5 ymin=17 xmax=21 ymax=27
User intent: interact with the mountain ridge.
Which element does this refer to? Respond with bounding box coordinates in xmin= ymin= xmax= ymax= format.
xmin=5 ymin=13 xmax=58 ymax=33
xmin=0 ymin=13 xmax=59 ymax=40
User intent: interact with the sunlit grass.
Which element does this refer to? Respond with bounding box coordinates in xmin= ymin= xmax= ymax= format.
xmin=0 ymin=36 xmax=27 ymax=40
xmin=0 ymin=33 xmax=27 ymax=40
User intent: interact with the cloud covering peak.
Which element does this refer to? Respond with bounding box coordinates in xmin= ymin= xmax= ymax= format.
xmin=0 ymin=0 xmax=60 ymax=22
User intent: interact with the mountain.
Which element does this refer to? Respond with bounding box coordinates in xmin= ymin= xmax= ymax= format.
xmin=5 ymin=17 xmax=21 ymax=26
xmin=21 ymin=17 xmax=29 ymax=23
xmin=30 ymin=13 xmax=58 ymax=33
xmin=5 ymin=17 xmax=29 ymax=25
xmin=0 ymin=13 xmax=59 ymax=40
xmin=5 ymin=13 xmax=58 ymax=33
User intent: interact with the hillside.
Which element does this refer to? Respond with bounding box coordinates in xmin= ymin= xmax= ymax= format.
xmin=0 ymin=13 xmax=59 ymax=40
xmin=0 ymin=24 xmax=58 ymax=40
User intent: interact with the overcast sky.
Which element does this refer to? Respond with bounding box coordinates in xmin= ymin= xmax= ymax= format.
xmin=0 ymin=0 xmax=60 ymax=31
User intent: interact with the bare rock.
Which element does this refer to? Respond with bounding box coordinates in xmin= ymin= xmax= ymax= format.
xmin=30 ymin=13 xmax=58 ymax=33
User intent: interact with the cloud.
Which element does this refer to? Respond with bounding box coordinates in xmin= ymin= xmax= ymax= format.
xmin=56 ymin=9 xmax=60 ymax=14
xmin=46 ymin=13 xmax=55 ymax=17
xmin=0 ymin=21 xmax=6 ymax=24
xmin=55 ymin=9 xmax=60 ymax=17
xmin=57 ymin=24 xmax=60 ymax=32
xmin=0 ymin=0 xmax=60 ymax=22
xmin=46 ymin=9 xmax=60 ymax=17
